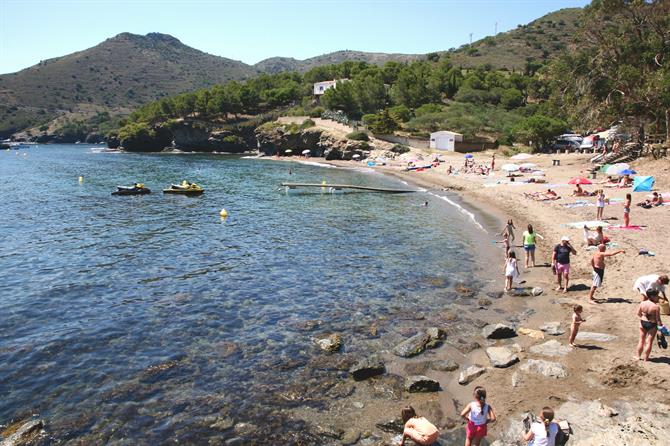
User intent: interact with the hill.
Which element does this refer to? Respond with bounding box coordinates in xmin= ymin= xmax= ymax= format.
xmin=254 ymin=50 xmax=423 ymax=74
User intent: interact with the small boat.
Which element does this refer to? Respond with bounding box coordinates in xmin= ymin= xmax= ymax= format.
xmin=112 ymin=183 xmax=151 ymax=196
xmin=163 ymin=181 xmax=204 ymax=195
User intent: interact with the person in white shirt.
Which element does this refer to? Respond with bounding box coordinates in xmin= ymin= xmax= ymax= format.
xmin=633 ymin=274 xmax=668 ymax=301
xmin=523 ymin=407 xmax=559 ymax=446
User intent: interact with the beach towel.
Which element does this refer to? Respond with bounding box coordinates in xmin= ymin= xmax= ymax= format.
xmin=564 ymin=220 xmax=610 ymax=229
xmin=561 ymin=201 xmax=592 ymax=208
xmin=608 ymin=225 xmax=645 ymax=230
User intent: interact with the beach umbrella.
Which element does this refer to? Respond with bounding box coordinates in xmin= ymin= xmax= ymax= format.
xmin=605 ymin=163 xmax=630 ymax=175
xmin=464 ymin=154 xmax=474 ymax=158
xmin=352 ymin=154 xmax=361 ymax=159
xmin=568 ymin=177 xmax=592 ymax=185
xmin=511 ymin=153 xmax=533 ymax=160
xmin=618 ymin=169 xmax=636 ymax=175
xmin=520 ymin=163 xmax=537 ymax=169
xmin=501 ymin=163 xmax=520 ymax=172
xmin=285 ymin=149 xmax=293 ymax=154
xmin=633 ymin=176 xmax=655 ymax=192
xmin=301 ymin=149 xmax=310 ymax=155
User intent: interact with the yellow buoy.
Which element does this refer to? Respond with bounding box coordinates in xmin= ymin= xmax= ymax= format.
xmin=78 ymin=176 xmax=84 ymax=183
xmin=219 ymin=208 xmax=228 ymax=218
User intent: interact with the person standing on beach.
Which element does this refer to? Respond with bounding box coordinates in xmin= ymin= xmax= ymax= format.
xmin=522 ymin=224 xmax=543 ymax=268
xmin=490 ymin=154 xmax=495 ymax=172
xmin=623 ymin=193 xmax=631 ymax=227
xmin=633 ymin=274 xmax=669 ymax=301
xmin=569 ymin=305 xmax=586 ymax=347
xmin=636 ymin=289 xmax=662 ymax=361
xmin=460 ymin=386 xmax=496 ymax=446
xmin=595 ymin=189 xmax=607 ymax=220
xmin=552 ymin=236 xmax=576 ymax=293
xmin=504 ymin=251 xmax=520 ymax=292
xmin=588 ymin=244 xmax=625 ymax=302
xmin=501 ymin=219 xmax=516 ymax=243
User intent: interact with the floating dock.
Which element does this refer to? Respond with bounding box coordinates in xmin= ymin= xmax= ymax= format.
xmin=280 ymin=182 xmax=418 ymax=193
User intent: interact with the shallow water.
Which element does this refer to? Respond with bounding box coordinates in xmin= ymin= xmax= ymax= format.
xmin=0 ymin=145 xmax=498 ymax=444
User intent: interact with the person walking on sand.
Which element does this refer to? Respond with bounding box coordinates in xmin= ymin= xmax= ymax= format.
xmin=398 ymin=406 xmax=439 ymax=446
xmin=501 ymin=219 xmax=516 ymax=243
xmin=522 ymin=224 xmax=544 ymax=268
xmin=636 ymin=289 xmax=662 ymax=361
xmin=491 ymin=154 xmax=496 ymax=172
xmin=633 ymin=274 xmax=669 ymax=301
xmin=460 ymin=386 xmax=496 ymax=446
xmin=552 ymin=236 xmax=576 ymax=293
xmin=595 ymin=189 xmax=607 ymax=220
xmin=588 ymin=244 xmax=625 ymax=302
xmin=623 ymin=193 xmax=631 ymax=227
xmin=569 ymin=304 xmax=585 ymax=346
xmin=504 ymin=251 xmax=520 ymax=292
xmin=523 ymin=407 xmax=559 ymax=446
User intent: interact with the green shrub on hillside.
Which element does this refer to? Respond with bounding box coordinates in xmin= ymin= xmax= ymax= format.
xmin=391 ymin=144 xmax=410 ymax=154
xmin=309 ymin=107 xmax=325 ymax=118
xmin=346 ymin=131 xmax=369 ymax=141
xmin=388 ymin=105 xmax=411 ymax=123
xmin=300 ymin=119 xmax=316 ymax=129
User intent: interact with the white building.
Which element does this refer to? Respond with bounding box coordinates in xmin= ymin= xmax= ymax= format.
xmin=429 ymin=130 xmax=463 ymax=151
xmin=313 ymin=79 xmax=348 ymax=96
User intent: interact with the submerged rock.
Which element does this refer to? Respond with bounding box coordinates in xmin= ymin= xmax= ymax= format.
xmin=458 ymin=365 xmax=486 ymax=385
xmin=486 ymin=347 xmax=520 ymax=368
xmin=520 ymin=359 xmax=567 ymax=378
xmin=426 ymin=327 xmax=447 ymax=341
xmin=375 ymin=418 xmax=404 ymax=434
xmin=315 ymin=333 xmax=342 ymax=353
xmin=540 ymin=322 xmax=565 ymax=336
xmin=341 ymin=429 xmax=361 ymax=445
xmin=0 ymin=419 xmax=44 ymax=446
xmin=405 ymin=375 xmax=440 ymax=393
xmin=430 ymin=359 xmax=459 ymax=372
xmin=349 ymin=355 xmax=385 ymax=381
xmin=482 ymin=323 xmax=517 ymax=339
xmin=393 ymin=333 xmax=431 ymax=357
xmin=529 ymin=340 xmax=572 ymax=357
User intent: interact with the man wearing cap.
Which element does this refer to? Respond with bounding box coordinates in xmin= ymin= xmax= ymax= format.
xmin=633 ymin=274 xmax=669 ymax=301
xmin=552 ymin=236 xmax=577 ymax=293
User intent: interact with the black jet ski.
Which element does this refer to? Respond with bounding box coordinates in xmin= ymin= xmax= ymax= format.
xmin=112 ymin=183 xmax=151 ymax=196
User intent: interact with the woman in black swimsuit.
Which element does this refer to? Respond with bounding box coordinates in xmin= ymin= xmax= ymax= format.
xmin=636 ymin=289 xmax=662 ymax=361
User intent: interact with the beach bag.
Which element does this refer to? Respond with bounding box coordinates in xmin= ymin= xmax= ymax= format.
xmin=556 ymin=420 xmax=572 ymax=445
xmin=659 ymin=297 xmax=670 ymax=316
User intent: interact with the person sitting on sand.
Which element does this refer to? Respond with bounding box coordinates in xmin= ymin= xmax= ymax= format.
xmin=545 ymin=189 xmax=557 ymax=197
xmin=588 ymin=244 xmax=625 ymax=302
xmin=571 ymin=184 xmax=593 ymax=197
xmin=636 ymin=289 xmax=662 ymax=361
xmin=583 ymin=225 xmax=609 ymax=246
xmin=652 ymin=192 xmax=664 ymax=206
xmin=619 ymin=175 xmax=633 ymax=188
xmin=399 ymin=406 xmax=439 ymax=446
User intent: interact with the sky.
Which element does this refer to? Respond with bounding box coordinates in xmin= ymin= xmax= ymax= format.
xmin=0 ymin=0 xmax=590 ymax=75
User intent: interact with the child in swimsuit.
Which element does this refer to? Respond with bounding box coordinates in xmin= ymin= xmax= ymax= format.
xmin=501 ymin=219 xmax=516 ymax=243
xmin=504 ymin=251 xmax=520 ymax=292
xmin=569 ymin=305 xmax=585 ymax=347
xmin=460 ymin=386 xmax=496 ymax=446
xmin=623 ymin=193 xmax=631 ymax=227
xmin=399 ymin=406 xmax=439 ymax=446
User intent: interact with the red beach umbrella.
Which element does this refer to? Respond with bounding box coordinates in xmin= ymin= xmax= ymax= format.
xmin=568 ymin=177 xmax=592 ymax=185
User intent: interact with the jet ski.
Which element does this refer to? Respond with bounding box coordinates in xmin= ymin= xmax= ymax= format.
xmin=163 ymin=180 xmax=204 ymax=195
xmin=112 ymin=183 xmax=151 ymax=196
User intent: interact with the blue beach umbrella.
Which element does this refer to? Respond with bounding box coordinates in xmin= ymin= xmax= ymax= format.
xmin=464 ymin=154 xmax=474 ymax=158
xmin=618 ymin=169 xmax=636 ymax=175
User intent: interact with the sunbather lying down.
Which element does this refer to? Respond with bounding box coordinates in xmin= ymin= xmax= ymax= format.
xmin=524 ymin=189 xmax=560 ymax=201
xmin=571 ymin=184 xmax=596 ymax=196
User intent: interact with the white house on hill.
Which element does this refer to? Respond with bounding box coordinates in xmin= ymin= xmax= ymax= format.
xmin=429 ymin=130 xmax=463 ymax=151
xmin=313 ymin=79 xmax=348 ymax=96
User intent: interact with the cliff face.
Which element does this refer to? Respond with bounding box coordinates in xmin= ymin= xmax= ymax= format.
xmin=254 ymin=125 xmax=372 ymax=160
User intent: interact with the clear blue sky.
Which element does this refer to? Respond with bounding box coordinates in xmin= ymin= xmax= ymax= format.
xmin=0 ymin=0 xmax=590 ymax=74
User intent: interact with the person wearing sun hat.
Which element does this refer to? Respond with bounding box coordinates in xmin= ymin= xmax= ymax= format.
xmin=552 ymin=236 xmax=576 ymax=293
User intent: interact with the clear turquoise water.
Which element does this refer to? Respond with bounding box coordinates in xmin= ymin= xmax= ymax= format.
xmin=0 ymin=145 xmax=497 ymax=444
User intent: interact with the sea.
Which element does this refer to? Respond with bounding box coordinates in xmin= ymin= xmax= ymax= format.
xmin=0 ymin=145 xmax=500 ymax=444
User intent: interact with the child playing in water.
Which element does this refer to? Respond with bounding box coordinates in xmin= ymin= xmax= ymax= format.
xmin=569 ymin=305 xmax=585 ymax=347
xmin=460 ymin=386 xmax=496 ymax=446
xmin=398 ymin=406 xmax=439 ymax=446
xmin=500 ymin=219 xmax=516 ymax=243
xmin=504 ymin=251 xmax=520 ymax=292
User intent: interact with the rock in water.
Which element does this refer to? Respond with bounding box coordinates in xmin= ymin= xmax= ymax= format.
xmin=430 ymin=359 xmax=459 ymax=372
xmin=520 ymin=359 xmax=567 ymax=378
xmin=529 ymin=340 xmax=572 ymax=357
xmin=458 ymin=365 xmax=486 ymax=385
xmin=575 ymin=332 xmax=617 ymax=342
xmin=426 ymin=327 xmax=447 ymax=340
xmin=482 ymin=323 xmax=517 ymax=339
xmin=341 ymin=429 xmax=361 ymax=445
xmin=0 ymin=419 xmax=44 ymax=446
xmin=486 ymin=347 xmax=520 ymax=368
xmin=349 ymin=355 xmax=385 ymax=381
xmin=405 ymin=375 xmax=440 ymax=393
xmin=540 ymin=322 xmax=565 ymax=336
xmin=315 ymin=333 xmax=342 ymax=353
xmin=375 ymin=418 xmax=404 ymax=434
xmin=392 ymin=333 xmax=431 ymax=357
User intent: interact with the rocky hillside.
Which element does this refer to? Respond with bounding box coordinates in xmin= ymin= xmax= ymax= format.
xmin=253 ymin=50 xmax=423 ymax=74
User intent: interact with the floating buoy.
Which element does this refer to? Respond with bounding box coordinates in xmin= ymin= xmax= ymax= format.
xmin=219 ymin=208 xmax=228 ymax=218
xmin=78 ymin=176 xmax=84 ymax=183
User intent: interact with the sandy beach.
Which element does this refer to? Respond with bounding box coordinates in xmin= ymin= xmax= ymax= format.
xmin=301 ymin=148 xmax=670 ymax=445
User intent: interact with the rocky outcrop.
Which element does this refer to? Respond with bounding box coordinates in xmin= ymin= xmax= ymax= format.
xmin=0 ymin=419 xmax=44 ymax=446
xmin=393 ymin=333 xmax=431 ymax=357
xmin=170 ymin=121 xmax=252 ymax=153
xmin=255 ymin=123 xmax=372 ymax=160
xmin=349 ymin=355 xmax=385 ymax=381
xmin=483 ymin=323 xmax=517 ymax=339
xmin=405 ymin=375 xmax=440 ymax=393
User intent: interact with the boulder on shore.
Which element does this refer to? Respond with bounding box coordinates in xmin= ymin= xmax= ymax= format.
xmin=529 ymin=340 xmax=572 ymax=357
xmin=393 ymin=333 xmax=431 ymax=357
xmin=315 ymin=333 xmax=342 ymax=353
xmin=349 ymin=355 xmax=385 ymax=381
xmin=458 ymin=365 xmax=486 ymax=385
xmin=575 ymin=332 xmax=617 ymax=342
xmin=540 ymin=322 xmax=565 ymax=336
xmin=482 ymin=323 xmax=517 ymax=339
xmin=405 ymin=375 xmax=440 ymax=393
xmin=486 ymin=347 xmax=520 ymax=368
xmin=430 ymin=359 xmax=459 ymax=372
xmin=520 ymin=359 xmax=567 ymax=378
